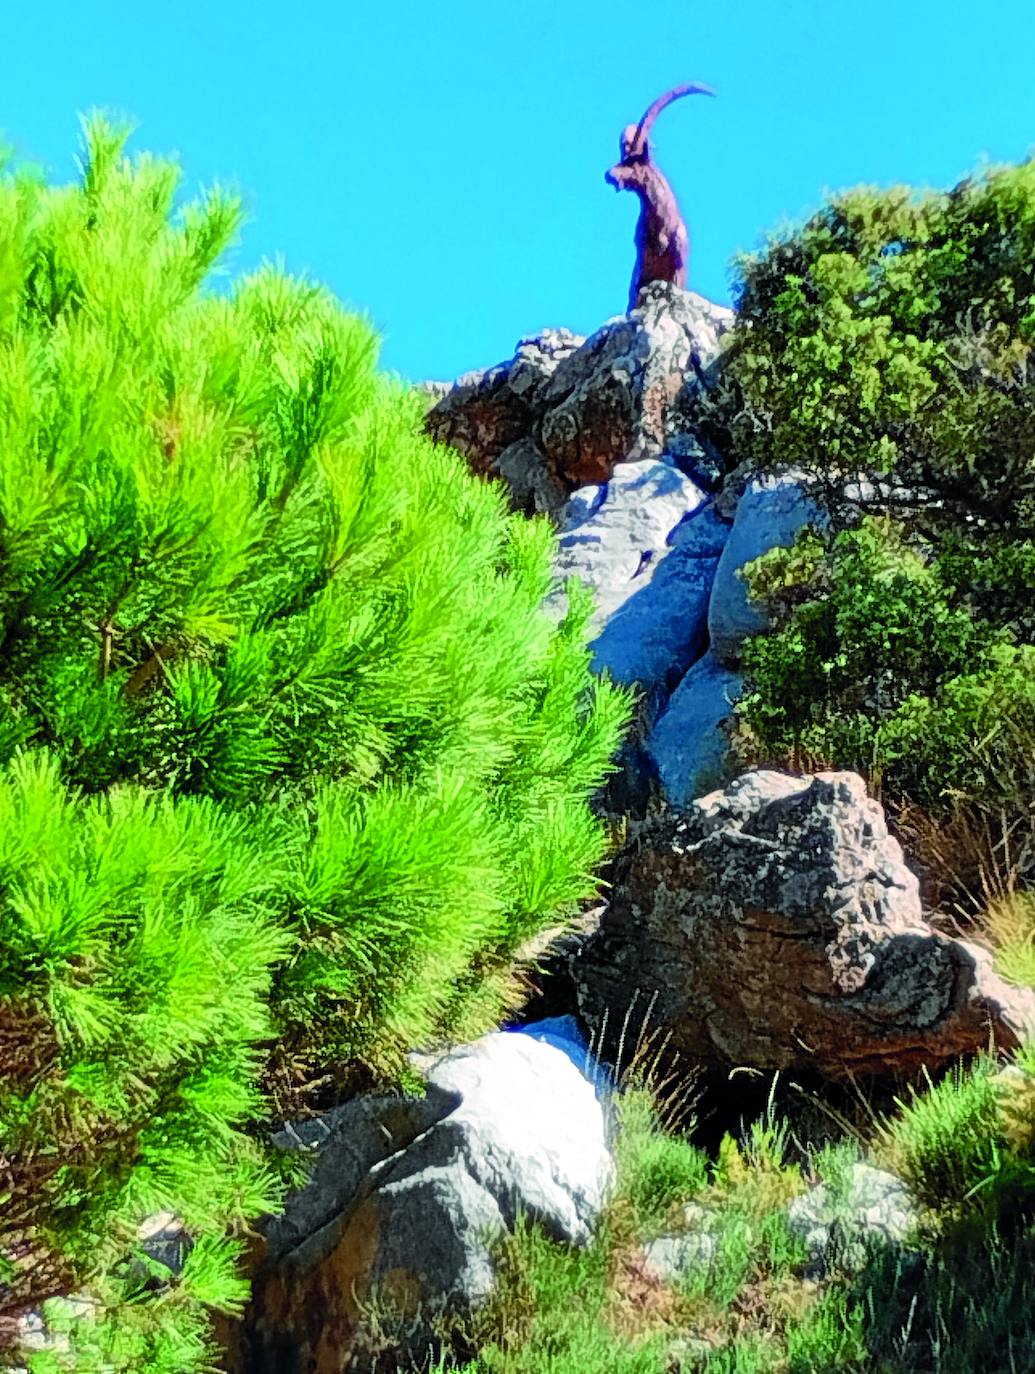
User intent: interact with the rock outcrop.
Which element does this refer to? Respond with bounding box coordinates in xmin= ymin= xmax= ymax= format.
xmin=421 ymin=282 xmax=839 ymax=813
xmin=571 ymin=769 xmax=1035 ymax=1080
xmin=424 ymin=281 xmax=734 ymax=517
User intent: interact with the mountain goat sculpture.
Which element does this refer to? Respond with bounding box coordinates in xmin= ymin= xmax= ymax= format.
xmin=605 ymin=82 xmax=716 ymax=312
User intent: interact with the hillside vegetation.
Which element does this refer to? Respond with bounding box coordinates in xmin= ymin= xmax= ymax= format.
xmin=693 ymin=163 xmax=1035 ymax=928
xmin=2 ymin=116 xmax=1035 ymax=1373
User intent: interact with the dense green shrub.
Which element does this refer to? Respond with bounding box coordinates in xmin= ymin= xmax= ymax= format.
xmin=691 ymin=158 xmax=1035 ymax=818
xmin=0 ymin=116 xmax=636 ymax=1370
xmin=729 ymin=516 xmax=1035 ymax=809
xmin=698 ymin=164 xmax=1035 ymax=537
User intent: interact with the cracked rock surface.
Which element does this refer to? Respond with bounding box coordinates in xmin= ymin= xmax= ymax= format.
xmin=422 ymin=282 xmax=734 ymax=516
xmin=571 ymin=769 xmax=1035 ymax=1079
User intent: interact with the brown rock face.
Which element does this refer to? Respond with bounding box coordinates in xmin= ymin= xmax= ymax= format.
xmin=244 ymin=1194 xmax=387 ymax=1374
xmin=421 ymin=285 xmax=734 ymax=518
xmin=422 ymin=330 xmax=585 ymax=483
xmin=571 ymin=770 xmax=1035 ymax=1080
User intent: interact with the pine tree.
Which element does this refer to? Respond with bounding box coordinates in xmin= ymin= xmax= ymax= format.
xmin=0 ymin=114 xmax=636 ymax=1371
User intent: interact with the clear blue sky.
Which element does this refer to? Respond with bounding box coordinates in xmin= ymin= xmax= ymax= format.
xmin=4 ymin=1 xmax=1034 ymax=386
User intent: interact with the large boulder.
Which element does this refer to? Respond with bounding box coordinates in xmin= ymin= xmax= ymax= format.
xmin=423 ymin=283 xmax=734 ymax=506
xmin=218 ymin=1018 xmax=620 ymax=1374
xmin=571 ymin=769 xmax=1035 ymax=1080
xmin=644 ymin=651 xmax=745 ymax=808
xmin=539 ymin=458 xmax=731 ymax=818
xmin=539 ymin=459 xmax=717 ymax=652
xmin=707 ymin=468 xmax=830 ymax=668
xmin=638 ymin=469 xmax=830 ymax=806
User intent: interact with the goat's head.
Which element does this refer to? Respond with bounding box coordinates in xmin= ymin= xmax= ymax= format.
xmin=605 ymin=82 xmax=716 ymax=192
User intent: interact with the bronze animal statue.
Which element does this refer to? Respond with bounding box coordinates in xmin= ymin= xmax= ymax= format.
xmin=606 ymin=82 xmax=716 ymax=312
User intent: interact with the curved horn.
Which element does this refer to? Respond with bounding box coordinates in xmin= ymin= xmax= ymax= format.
xmin=630 ymin=81 xmax=716 ymax=155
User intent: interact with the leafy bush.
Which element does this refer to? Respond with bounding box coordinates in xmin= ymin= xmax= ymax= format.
xmin=876 ymin=642 xmax=1035 ymax=807
xmin=0 ymin=115 xmax=636 ymax=1370
xmin=729 ymin=515 xmax=994 ymax=769
xmin=689 ymin=157 xmax=1035 ymax=829
xmin=697 ymin=164 xmax=1035 ymax=540
xmin=729 ymin=518 xmax=1035 ymax=813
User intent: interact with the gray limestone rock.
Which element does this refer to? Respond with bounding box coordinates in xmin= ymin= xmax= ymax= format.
xmin=707 ymin=469 xmax=830 ymax=667
xmin=784 ymin=1163 xmax=919 ymax=1278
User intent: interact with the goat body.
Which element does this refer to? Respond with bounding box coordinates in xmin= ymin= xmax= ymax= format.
xmin=606 ymin=82 xmax=716 ymax=312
